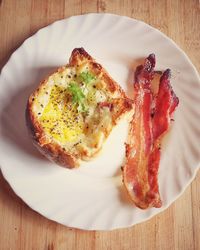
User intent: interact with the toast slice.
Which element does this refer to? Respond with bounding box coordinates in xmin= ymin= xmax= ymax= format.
xmin=26 ymin=48 xmax=133 ymax=168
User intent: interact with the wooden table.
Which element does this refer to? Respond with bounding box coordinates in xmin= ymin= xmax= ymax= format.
xmin=0 ymin=1 xmax=199 ymax=249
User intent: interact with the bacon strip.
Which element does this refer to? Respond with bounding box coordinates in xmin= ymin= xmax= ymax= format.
xmin=153 ymin=69 xmax=179 ymax=141
xmin=123 ymin=56 xmax=179 ymax=209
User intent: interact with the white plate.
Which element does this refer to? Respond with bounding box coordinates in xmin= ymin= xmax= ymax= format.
xmin=0 ymin=14 xmax=200 ymax=230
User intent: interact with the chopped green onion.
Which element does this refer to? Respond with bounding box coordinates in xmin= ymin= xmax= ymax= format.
xmin=67 ymin=82 xmax=85 ymax=103
xmin=67 ymin=81 xmax=88 ymax=113
xmin=79 ymin=71 xmax=96 ymax=84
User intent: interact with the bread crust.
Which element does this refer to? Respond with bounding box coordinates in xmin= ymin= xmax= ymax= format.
xmin=26 ymin=48 xmax=133 ymax=168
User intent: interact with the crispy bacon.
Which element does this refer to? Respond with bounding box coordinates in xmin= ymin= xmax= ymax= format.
xmin=153 ymin=69 xmax=179 ymax=141
xmin=98 ymin=101 xmax=114 ymax=111
xmin=123 ymin=56 xmax=179 ymax=209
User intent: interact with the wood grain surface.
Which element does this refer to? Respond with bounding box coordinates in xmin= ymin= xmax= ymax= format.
xmin=0 ymin=0 xmax=199 ymax=249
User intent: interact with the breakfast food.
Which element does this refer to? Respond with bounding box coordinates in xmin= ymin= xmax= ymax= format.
xmin=26 ymin=48 xmax=133 ymax=168
xmin=122 ymin=54 xmax=179 ymax=209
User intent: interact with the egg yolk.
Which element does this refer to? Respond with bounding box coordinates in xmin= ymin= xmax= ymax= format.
xmin=40 ymin=85 xmax=83 ymax=143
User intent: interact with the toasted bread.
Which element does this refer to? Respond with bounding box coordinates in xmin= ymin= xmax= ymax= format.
xmin=26 ymin=48 xmax=133 ymax=168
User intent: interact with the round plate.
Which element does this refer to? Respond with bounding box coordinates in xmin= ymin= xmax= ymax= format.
xmin=0 ymin=14 xmax=200 ymax=230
